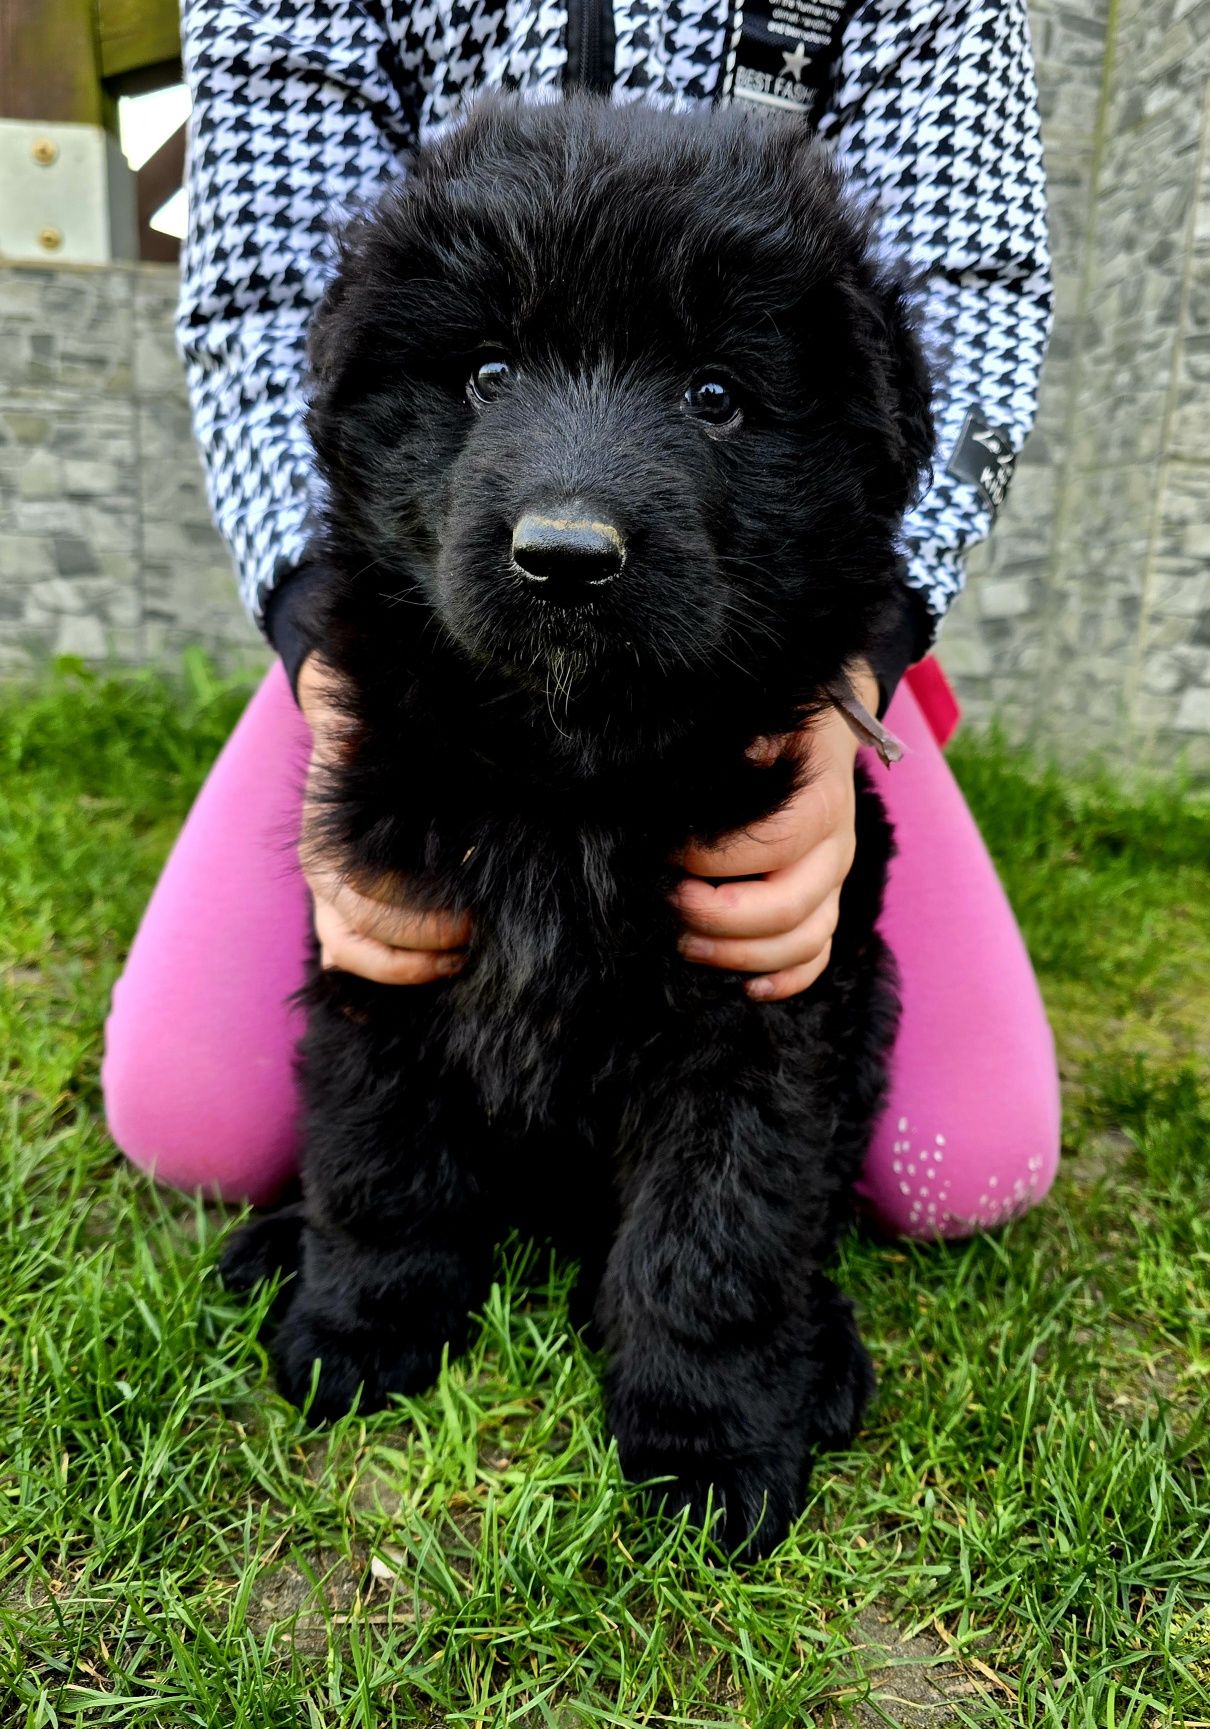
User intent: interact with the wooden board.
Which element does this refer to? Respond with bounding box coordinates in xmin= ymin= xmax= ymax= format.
xmin=98 ymin=0 xmax=181 ymax=82
xmin=136 ymin=118 xmax=186 ymax=262
xmin=0 ymin=0 xmax=181 ymax=124
xmin=0 ymin=0 xmax=105 ymax=125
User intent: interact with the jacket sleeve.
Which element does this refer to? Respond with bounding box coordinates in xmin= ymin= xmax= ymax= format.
xmin=177 ymin=1 xmax=416 ymax=653
xmin=818 ymin=0 xmax=1054 ymax=687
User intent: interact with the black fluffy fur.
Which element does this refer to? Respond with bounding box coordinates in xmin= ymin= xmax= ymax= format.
xmin=221 ymin=96 xmax=934 ymax=1561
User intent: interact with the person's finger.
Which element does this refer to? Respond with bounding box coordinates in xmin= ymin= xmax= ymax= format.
xmin=315 ymin=902 xmax=466 ymax=986
xmin=678 ymin=895 xmax=840 ymax=975
xmin=678 ymin=773 xmax=853 ymax=878
xmin=322 ymin=937 xmax=463 ymax=986
xmin=677 ymin=816 xmax=807 ymax=880
xmin=672 ymin=836 xmax=851 ymax=939
xmin=316 ymin=876 xmax=473 ymax=953
xmin=678 ymin=710 xmax=857 ymax=879
xmin=743 ymin=941 xmax=834 ymax=1003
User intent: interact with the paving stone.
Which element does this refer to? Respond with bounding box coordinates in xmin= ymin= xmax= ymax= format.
xmin=16 ymin=450 xmax=64 ymax=501
xmin=1174 ymin=682 xmax=1210 ymax=731
xmin=53 ymin=613 xmax=108 ymax=659
xmin=62 ymin=459 xmax=126 ymax=498
xmin=51 ymin=534 xmax=100 ymax=578
xmin=0 ymin=535 xmax=57 ymax=581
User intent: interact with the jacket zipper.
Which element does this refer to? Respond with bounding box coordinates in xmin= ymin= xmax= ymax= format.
xmin=565 ymin=0 xmax=616 ymax=95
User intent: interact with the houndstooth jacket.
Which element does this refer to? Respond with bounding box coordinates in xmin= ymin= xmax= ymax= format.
xmin=177 ymin=0 xmax=1053 ymax=692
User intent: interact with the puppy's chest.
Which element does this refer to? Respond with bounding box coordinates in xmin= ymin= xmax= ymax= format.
xmin=403 ymin=819 xmax=663 ymax=1120
xmin=401 ymin=738 xmax=792 ymax=957
xmin=360 ymin=747 xmax=795 ymax=1114
xmin=456 ymin=814 xmax=675 ymax=987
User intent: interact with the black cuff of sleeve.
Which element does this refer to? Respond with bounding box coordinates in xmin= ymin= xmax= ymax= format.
xmin=866 ymin=582 xmax=935 ymax=719
xmin=262 ymin=562 xmax=332 ymax=701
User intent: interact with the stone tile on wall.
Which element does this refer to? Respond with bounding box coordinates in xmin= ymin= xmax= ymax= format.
xmin=1135 ymin=0 xmax=1210 ymax=90
xmin=1136 ymin=457 xmax=1210 ymax=747
xmin=1170 ymin=262 xmax=1210 ymax=459
xmin=1030 ymin=2 xmax=1110 ymax=69
xmin=0 ymin=258 xmax=259 ymax=676
xmin=133 ymin=269 xmax=193 ymax=399
xmin=0 ymin=266 xmax=134 ymax=396
xmin=1025 ymin=0 xmax=1210 ymax=772
xmin=0 ymin=265 xmax=144 ymax=672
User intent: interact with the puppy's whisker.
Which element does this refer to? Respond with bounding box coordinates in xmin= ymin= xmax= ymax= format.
xmin=379 ymin=587 xmax=430 ymax=611
xmin=543 ymin=676 xmax=570 ymax=738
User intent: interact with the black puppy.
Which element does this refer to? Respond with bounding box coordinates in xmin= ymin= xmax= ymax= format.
xmin=223 ymin=96 xmax=933 ymax=1559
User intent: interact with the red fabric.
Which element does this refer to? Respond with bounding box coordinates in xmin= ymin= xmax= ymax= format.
xmin=904 ymin=655 xmax=961 ymax=748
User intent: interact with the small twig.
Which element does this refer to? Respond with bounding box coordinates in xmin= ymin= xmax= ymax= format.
xmin=930 ymin=1617 xmax=1018 ymax=1699
xmin=825 ymin=676 xmax=905 ymax=767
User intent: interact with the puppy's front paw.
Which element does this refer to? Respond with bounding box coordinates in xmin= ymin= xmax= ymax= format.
xmin=271 ymin=1303 xmax=444 ymax=1421
xmin=668 ymin=1456 xmax=802 ymax=1562
xmin=623 ymin=1439 xmax=806 ymax=1562
xmin=220 ymin=1203 xmax=306 ymax=1293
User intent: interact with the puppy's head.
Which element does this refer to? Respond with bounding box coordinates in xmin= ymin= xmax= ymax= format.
xmin=309 ymin=97 xmax=932 ymax=732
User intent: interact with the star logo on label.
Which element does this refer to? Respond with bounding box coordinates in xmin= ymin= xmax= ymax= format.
xmin=781 ymin=40 xmax=810 ymax=82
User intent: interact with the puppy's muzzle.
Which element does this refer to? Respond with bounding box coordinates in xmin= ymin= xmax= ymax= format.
xmin=511 ymin=510 xmax=625 ymax=598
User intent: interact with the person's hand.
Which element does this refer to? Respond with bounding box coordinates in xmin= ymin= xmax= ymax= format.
xmin=671 ymin=661 xmax=880 ymax=1003
xmin=297 ymin=652 xmax=471 ymax=983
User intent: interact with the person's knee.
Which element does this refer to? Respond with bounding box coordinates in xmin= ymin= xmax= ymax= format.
xmin=860 ymin=1061 xmax=1062 ymax=1241
xmin=102 ymin=999 xmax=296 ymax=1206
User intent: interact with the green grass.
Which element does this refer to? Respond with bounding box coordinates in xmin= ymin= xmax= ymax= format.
xmin=1 ymin=659 xmax=1207 ymax=1728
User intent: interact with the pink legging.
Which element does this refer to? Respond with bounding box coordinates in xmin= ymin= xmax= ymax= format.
xmin=102 ymin=662 xmax=1060 ymax=1236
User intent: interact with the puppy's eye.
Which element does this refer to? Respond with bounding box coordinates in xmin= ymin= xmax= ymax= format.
xmin=468 ymin=354 xmax=515 ymax=405
xmin=683 ymin=375 xmax=742 ymax=432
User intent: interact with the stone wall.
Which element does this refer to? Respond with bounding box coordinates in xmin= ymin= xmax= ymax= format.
xmin=1 ymin=0 xmax=1209 ymax=772
xmin=0 ymin=262 xmax=265 ymax=674
xmin=945 ymin=0 xmax=1210 ymax=773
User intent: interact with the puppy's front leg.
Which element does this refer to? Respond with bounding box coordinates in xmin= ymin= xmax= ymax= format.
xmin=274 ymin=1208 xmax=491 ymax=1420
xmin=599 ymin=1036 xmax=873 ymax=1559
xmin=272 ymin=993 xmax=496 ymax=1420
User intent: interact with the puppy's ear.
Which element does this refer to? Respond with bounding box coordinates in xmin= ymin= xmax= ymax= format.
xmin=784 ymin=133 xmax=934 ymax=515
xmin=305 ymin=219 xmax=373 ymax=477
xmin=306 ymin=282 xmax=350 ymax=476
xmin=852 ymin=266 xmax=935 ymax=520
xmin=876 ymin=272 xmax=935 ymax=500
xmin=308 ymin=274 xmax=351 ymax=398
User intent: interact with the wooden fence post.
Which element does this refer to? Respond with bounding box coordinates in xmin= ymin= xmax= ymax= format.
xmin=0 ymin=0 xmax=184 ymax=263
xmin=0 ymin=0 xmax=108 ymax=127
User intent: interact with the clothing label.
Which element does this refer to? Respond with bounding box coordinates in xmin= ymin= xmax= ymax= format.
xmin=946 ymin=408 xmax=1017 ymax=518
xmin=721 ymin=0 xmax=859 ymax=116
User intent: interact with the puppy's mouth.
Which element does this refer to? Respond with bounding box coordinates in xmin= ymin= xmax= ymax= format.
xmin=438 ymin=504 xmax=636 ymax=682
xmin=435 ymin=504 xmax=731 ymax=706
xmin=501 ymin=593 xmax=621 ymax=689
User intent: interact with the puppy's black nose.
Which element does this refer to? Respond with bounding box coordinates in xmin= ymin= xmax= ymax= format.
xmin=511 ymin=511 xmax=625 ymax=594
